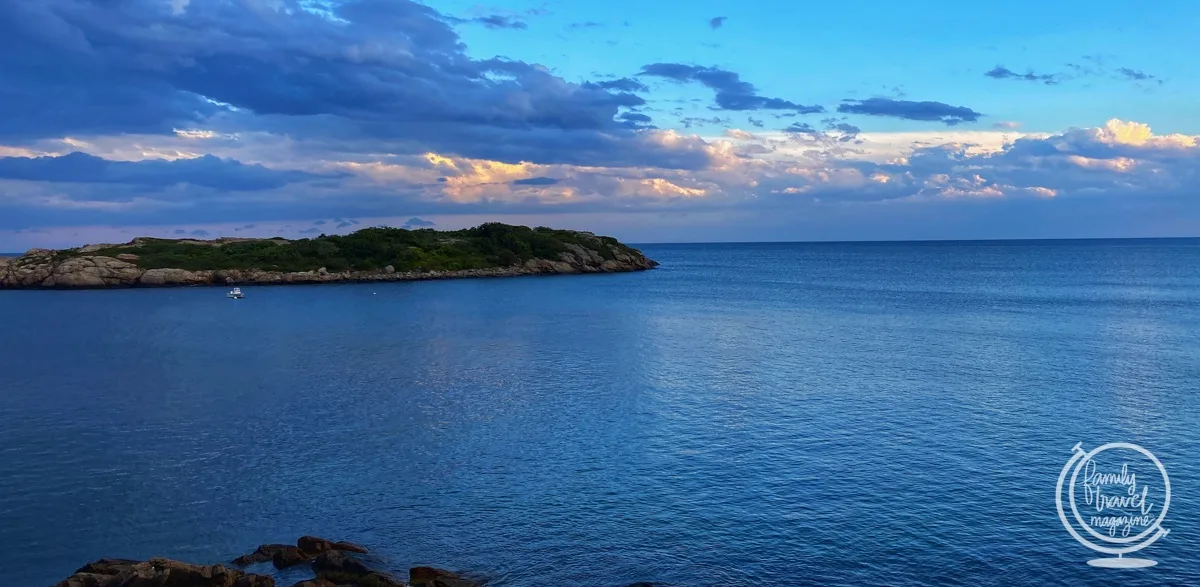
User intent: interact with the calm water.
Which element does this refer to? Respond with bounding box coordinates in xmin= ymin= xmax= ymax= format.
xmin=2 ymin=240 xmax=1199 ymax=586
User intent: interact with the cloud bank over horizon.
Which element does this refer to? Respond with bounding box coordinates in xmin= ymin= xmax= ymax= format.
xmin=0 ymin=0 xmax=1197 ymax=248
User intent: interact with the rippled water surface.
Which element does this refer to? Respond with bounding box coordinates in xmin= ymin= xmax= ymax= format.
xmin=2 ymin=240 xmax=1200 ymax=586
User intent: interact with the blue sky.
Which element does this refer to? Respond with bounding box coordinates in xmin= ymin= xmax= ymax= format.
xmin=1 ymin=0 xmax=1199 ymax=249
xmin=447 ymin=0 xmax=1199 ymax=134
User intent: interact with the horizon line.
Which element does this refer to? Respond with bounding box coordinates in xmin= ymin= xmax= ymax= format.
xmin=4 ymin=234 xmax=1200 ymax=256
xmin=629 ymin=235 xmax=1200 ymax=246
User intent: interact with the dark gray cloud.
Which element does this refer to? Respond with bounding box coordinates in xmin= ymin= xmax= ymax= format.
xmin=402 ymin=217 xmax=437 ymax=229
xmin=0 ymin=152 xmax=329 ymax=190
xmin=639 ymin=63 xmax=824 ymax=113
xmin=837 ymin=98 xmax=983 ymax=126
xmin=681 ymin=116 xmax=727 ymax=128
xmin=299 ymin=227 xmax=321 ymax=234
xmin=313 ymin=220 xmax=327 ymax=226
xmin=999 ymin=57 xmax=1164 ymax=87
xmin=568 ymin=21 xmax=604 ymax=29
xmin=709 ymin=17 xmax=727 ymax=30
xmin=173 ymin=229 xmax=186 ymax=235
xmin=471 ymin=15 xmax=528 ymax=29
xmin=619 ymin=112 xmax=653 ymax=125
xmin=828 ymin=122 xmax=861 ymax=134
xmin=985 ymin=66 xmax=1060 ymax=85
xmin=584 ymin=78 xmax=650 ymax=93
xmin=1117 ymin=67 xmax=1162 ymax=84
xmin=190 ymin=229 xmax=210 ymax=237
xmin=785 ymin=123 xmax=817 ymax=134
xmin=336 ymin=221 xmax=354 ymax=229
xmin=0 ymin=0 xmax=709 ymax=170
xmin=512 ymin=177 xmax=561 ymax=186
xmin=747 ymin=117 xmax=765 ymax=128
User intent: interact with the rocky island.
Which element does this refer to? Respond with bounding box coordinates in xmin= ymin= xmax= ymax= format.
xmin=0 ymin=223 xmax=658 ymax=289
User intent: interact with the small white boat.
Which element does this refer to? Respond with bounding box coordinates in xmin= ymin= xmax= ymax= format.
xmin=226 ymin=287 xmax=244 ymax=299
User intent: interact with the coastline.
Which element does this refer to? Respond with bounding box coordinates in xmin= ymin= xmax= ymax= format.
xmin=0 ymin=257 xmax=658 ymax=290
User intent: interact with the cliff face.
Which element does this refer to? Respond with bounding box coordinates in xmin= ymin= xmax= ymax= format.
xmin=0 ymin=233 xmax=658 ymax=289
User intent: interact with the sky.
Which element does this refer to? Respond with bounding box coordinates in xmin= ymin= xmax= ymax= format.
xmin=2 ymin=0 xmax=1199 ymax=249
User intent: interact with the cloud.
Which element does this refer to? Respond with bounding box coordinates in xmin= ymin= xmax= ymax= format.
xmin=985 ymin=58 xmax=1163 ymax=89
xmin=681 ymin=116 xmax=727 ymax=129
xmin=173 ymin=229 xmax=186 ymax=235
xmin=584 ymin=77 xmax=650 ymax=93
xmin=826 ymin=121 xmax=861 ymax=135
xmin=0 ymin=3 xmax=1193 ymax=243
xmin=471 ymin=15 xmax=528 ymax=29
xmin=639 ymin=63 xmax=823 ymax=113
xmin=0 ymin=152 xmax=329 ymax=190
xmin=0 ymin=0 xmax=709 ymax=170
xmin=299 ymin=227 xmax=320 ymax=234
xmin=985 ymin=66 xmax=1061 ymax=85
xmin=3 ymin=119 xmax=1199 ymax=243
xmin=402 ymin=217 xmax=436 ymax=229
xmin=709 ymin=17 xmax=727 ymax=30
xmin=568 ymin=21 xmax=603 ymax=29
xmin=512 ymin=176 xmax=561 ymax=186
xmin=993 ymin=121 xmax=1022 ymax=130
xmin=190 ymin=229 xmax=210 ymax=237
xmin=1071 ymin=56 xmax=1162 ymax=86
xmin=619 ymin=112 xmax=654 ymax=125
xmin=837 ymin=98 xmax=983 ymax=125
xmin=1117 ymin=67 xmax=1162 ymax=84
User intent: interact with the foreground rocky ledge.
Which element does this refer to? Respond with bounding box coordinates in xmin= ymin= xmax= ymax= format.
xmin=54 ymin=535 xmax=480 ymax=587
xmin=0 ymin=225 xmax=658 ymax=289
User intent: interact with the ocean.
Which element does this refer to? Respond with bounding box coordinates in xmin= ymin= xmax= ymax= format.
xmin=1 ymin=240 xmax=1198 ymax=586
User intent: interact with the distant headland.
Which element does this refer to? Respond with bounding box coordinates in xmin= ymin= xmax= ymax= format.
xmin=0 ymin=223 xmax=658 ymax=289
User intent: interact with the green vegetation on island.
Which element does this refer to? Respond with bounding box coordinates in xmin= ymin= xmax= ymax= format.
xmin=82 ymin=223 xmax=642 ymax=273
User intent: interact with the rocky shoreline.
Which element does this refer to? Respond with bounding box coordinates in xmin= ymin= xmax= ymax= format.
xmin=54 ymin=535 xmax=481 ymax=587
xmin=0 ymin=237 xmax=658 ymax=290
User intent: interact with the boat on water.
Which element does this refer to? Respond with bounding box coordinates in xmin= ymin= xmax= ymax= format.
xmin=226 ymin=287 xmax=244 ymax=299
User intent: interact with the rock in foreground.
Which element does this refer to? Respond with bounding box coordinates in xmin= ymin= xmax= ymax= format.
xmin=0 ymin=223 xmax=658 ymax=289
xmin=54 ymin=537 xmax=483 ymax=587
xmin=231 ymin=536 xmax=370 ymax=569
xmin=53 ymin=558 xmax=273 ymax=587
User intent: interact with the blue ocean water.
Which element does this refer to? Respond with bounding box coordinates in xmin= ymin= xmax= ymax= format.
xmin=1 ymin=240 xmax=1199 ymax=586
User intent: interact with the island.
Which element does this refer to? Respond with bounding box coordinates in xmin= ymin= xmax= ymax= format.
xmin=0 ymin=223 xmax=658 ymax=289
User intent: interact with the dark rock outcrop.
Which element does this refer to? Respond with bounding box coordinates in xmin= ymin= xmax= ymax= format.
xmin=231 ymin=544 xmax=295 ymax=567
xmin=311 ymin=551 xmax=373 ymax=576
xmin=271 ymin=546 xmax=311 ymax=569
xmin=56 ymin=538 xmax=482 ymax=587
xmin=297 ymin=536 xmax=368 ymax=556
xmin=309 ymin=551 xmax=408 ymax=587
xmin=232 ymin=536 xmax=371 ymax=569
xmin=408 ymin=566 xmax=480 ymax=587
xmin=53 ymin=558 xmax=274 ymax=587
